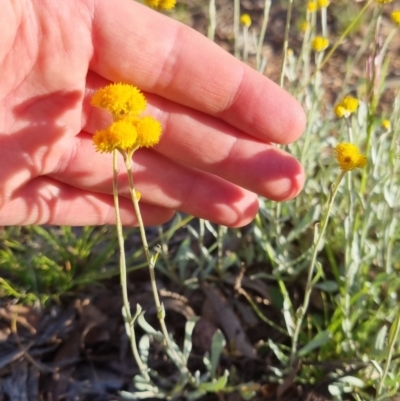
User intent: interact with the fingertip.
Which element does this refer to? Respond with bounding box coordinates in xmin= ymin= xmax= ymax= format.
xmin=225 ymin=192 xmax=260 ymax=228
xmin=267 ymin=158 xmax=305 ymax=202
xmin=281 ymin=97 xmax=307 ymax=145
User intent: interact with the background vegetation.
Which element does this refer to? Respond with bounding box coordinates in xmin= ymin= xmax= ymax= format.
xmin=1 ymin=0 xmax=399 ymax=400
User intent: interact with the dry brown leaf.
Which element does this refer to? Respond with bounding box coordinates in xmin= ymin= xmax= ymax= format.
xmin=202 ymin=282 xmax=255 ymax=358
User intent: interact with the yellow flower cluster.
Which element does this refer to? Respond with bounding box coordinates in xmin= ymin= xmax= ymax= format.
xmin=91 ymin=84 xmax=146 ymax=120
xmin=91 ymin=83 xmax=162 ymax=154
xmin=334 ymin=143 xmax=367 ymax=172
xmin=312 ymin=36 xmax=329 ymax=52
xmin=240 ymin=14 xmax=252 ymax=28
xmin=375 ymin=0 xmax=393 ymax=3
xmin=307 ymin=0 xmax=329 ymax=12
xmin=391 ymin=10 xmax=400 ymax=26
xmin=145 ymin=0 xmax=176 ymax=10
xmin=334 ymin=95 xmax=359 ymax=118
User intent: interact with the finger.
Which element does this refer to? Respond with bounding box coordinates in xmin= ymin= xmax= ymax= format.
xmin=143 ymin=93 xmax=305 ymax=201
xmin=90 ymin=0 xmax=305 ymax=144
xmin=0 ymin=176 xmax=175 ymax=226
xmin=50 ymin=133 xmax=260 ymax=227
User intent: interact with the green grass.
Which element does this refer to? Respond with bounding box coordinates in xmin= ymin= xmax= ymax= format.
xmin=1 ymin=0 xmax=400 ymax=400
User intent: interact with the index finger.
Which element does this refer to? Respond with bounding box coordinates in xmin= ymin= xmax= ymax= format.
xmin=89 ymin=0 xmax=306 ymax=144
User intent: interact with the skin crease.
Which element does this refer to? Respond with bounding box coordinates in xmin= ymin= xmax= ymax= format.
xmin=0 ymin=0 xmax=306 ymax=227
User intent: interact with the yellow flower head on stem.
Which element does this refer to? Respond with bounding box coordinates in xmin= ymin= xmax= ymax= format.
xmin=317 ymin=0 xmax=330 ymax=8
xmin=391 ymin=10 xmax=400 ymax=27
xmin=92 ymin=83 xmax=163 ymax=154
xmin=312 ymin=36 xmax=329 ymax=52
xmin=158 ymin=0 xmax=176 ymax=10
xmin=91 ymin=83 xmax=147 ymax=119
xmin=145 ymin=0 xmax=160 ymax=7
xmin=93 ymin=120 xmax=138 ymax=153
xmin=381 ymin=119 xmax=391 ymax=131
xmin=131 ymin=116 xmax=163 ymax=148
xmin=145 ymin=0 xmax=176 ymax=10
xmin=307 ymin=1 xmax=318 ymax=12
xmin=334 ymin=143 xmax=367 ymax=172
xmin=334 ymin=95 xmax=359 ymax=118
xmin=300 ymin=21 xmax=309 ymax=32
xmin=240 ymin=14 xmax=252 ymax=28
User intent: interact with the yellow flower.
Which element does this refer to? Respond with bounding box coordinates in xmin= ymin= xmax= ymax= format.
xmin=317 ymin=0 xmax=330 ymax=7
xmin=300 ymin=21 xmax=309 ymax=32
xmin=158 ymin=0 xmax=176 ymax=9
xmin=307 ymin=1 xmax=318 ymax=12
xmin=334 ymin=143 xmax=367 ymax=172
xmin=333 ymin=142 xmax=367 ymax=171
xmin=91 ymin=83 xmax=146 ymax=119
xmin=145 ymin=0 xmax=176 ymax=9
xmin=334 ymin=95 xmax=359 ymax=118
xmin=91 ymin=83 xmax=163 ymax=154
xmin=391 ymin=10 xmax=400 ymax=26
xmin=312 ymin=36 xmax=329 ymax=52
xmin=145 ymin=0 xmax=160 ymax=7
xmin=93 ymin=116 xmax=163 ymax=153
xmin=375 ymin=0 xmax=393 ymax=3
xmin=93 ymin=120 xmax=138 ymax=153
xmin=240 ymin=14 xmax=252 ymax=28
xmin=381 ymin=119 xmax=391 ymax=131
xmin=135 ymin=116 xmax=163 ymax=148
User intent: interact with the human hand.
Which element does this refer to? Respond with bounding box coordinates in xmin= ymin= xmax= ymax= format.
xmin=0 ymin=0 xmax=305 ymax=227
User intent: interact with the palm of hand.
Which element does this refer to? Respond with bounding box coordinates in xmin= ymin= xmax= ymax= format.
xmin=0 ymin=0 xmax=305 ymax=227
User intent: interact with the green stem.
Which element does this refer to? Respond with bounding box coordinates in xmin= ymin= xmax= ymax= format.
xmin=376 ymin=312 xmax=400 ymax=399
xmin=289 ymin=171 xmax=346 ymax=366
xmin=122 ymin=152 xmax=186 ymax=367
xmin=207 ymin=0 xmax=216 ymax=41
xmin=233 ymin=0 xmax=240 ymax=58
xmin=112 ymin=150 xmax=150 ymax=380
xmin=279 ymin=0 xmax=293 ymax=88
xmin=243 ymin=26 xmax=249 ymax=61
xmin=299 ymin=0 xmax=374 ymax=93
xmin=256 ymin=0 xmax=272 ymax=72
xmin=318 ymin=0 xmax=373 ymax=72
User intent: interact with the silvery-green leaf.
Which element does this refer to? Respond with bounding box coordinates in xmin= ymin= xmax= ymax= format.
xmin=137 ymin=313 xmax=163 ymax=341
xmin=138 ymin=334 xmax=150 ymax=364
xmin=210 ymin=330 xmax=225 ymax=378
xmin=198 ymin=370 xmax=229 ymax=392
xmin=183 ymin=317 xmax=199 ymax=362
xmin=298 ymin=331 xmax=331 ymax=357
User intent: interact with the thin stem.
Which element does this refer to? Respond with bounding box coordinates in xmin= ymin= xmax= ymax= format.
xmin=320 ymin=6 xmax=328 ymax=38
xmin=256 ymin=0 xmax=272 ymax=72
xmin=343 ymin=156 xmax=357 ymax=352
xmin=122 ymin=152 xmax=185 ymax=367
xmin=243 ymin=26 xmax=249 ymax=61
xmin=376 ymin=312 xmax=400 ymax=399
xmin=233 ymin=0 xmax=240 ymax=58
xmin=207 ymin=0 xmax=216 ymax=41
xmin=112 ymin=150 xmax=150 ymax=380
xmin=279 ymin=0 xmax=293 ymax=88
xmin=289 ymin=171 xmax=346 ymax=366
xmin=299 ymin=0 xmax=374 ymax=92
xmin=318 ymin=0 xmax=373 ymax=72
xmin=216 ymin=225 xmax=227 ymax=274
